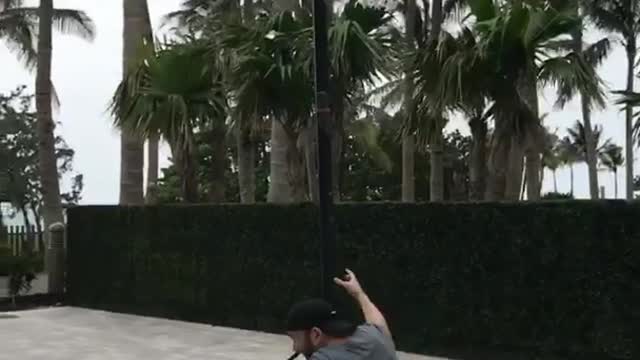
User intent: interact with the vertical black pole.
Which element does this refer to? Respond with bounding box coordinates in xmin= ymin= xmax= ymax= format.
xmin=311 ymin=0 xmax=336 ymax=301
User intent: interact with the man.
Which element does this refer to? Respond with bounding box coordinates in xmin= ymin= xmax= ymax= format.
xmin=286 ymin=269 xmax=397 ymax=360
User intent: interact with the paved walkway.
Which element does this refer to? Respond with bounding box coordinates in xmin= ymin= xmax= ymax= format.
xmin=0 ymin=307 xmax=444 ymax=360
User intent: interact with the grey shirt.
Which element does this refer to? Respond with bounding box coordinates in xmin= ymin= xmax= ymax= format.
xmin=310 ymin=324 xmax=397 ymax=360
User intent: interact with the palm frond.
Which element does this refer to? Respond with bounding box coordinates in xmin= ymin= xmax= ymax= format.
xmin=0 ymin=7 xmax=37 ymax=68
xmin=583 ymin=37 xmax=611 ymax=69
xmin=585 ymin=0 xmax=629 ymax=35
xmin=110 ymin=41 xmax=227 ymax=143
xmin=6 ymin=7 xmax=95 ymax=40
xmin=443 ymin=0 xmax=467 ymax=21
xmin=539 ymin=52 xmax=607 ymax=110
xmin=598 ymin=142 xmax=624 ymax=171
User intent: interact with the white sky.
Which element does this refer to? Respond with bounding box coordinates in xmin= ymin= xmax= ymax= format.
xmin=0 ymin=0 xmax=635 ymax=205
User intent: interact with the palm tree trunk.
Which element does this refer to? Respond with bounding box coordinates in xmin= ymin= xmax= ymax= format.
xmin=331 ymin=106 xmax=344 ymax=202
xmin=288 ymin=130 xmax=307 ymax=202
xmin=524 ymin=79 xmax=541 ymax=201
xmin=177 ymin=145 xmax=198 ymax=203
xmin=430 ymin=132 xmax=444 ymax=201
xmin=521 ymin=168 xmax=527 ymax=200
xmin=625 ymin=42 xmax=636 ymax=200
xmin=146 ymin=132 xmax=159 ymax=197
xmin=570 ymin=165 xmax=574 ymax=196
xmin=401 ymin=0 xmax=417 ymax=202
xmin=580 ymin=99 xmax=599 ymax=199
xmin=268 ymin=120 xmax=293 ymax=203
xmin=236 ymin=0 xmax=256 ymax=204
xmin=486 ymin=137 xmax=508 ymax=201
xmin=120 ymin=0 xmax=152 ymax=205
xmin=402 ymin=134 xmax=415 ymax=201
xmin=244 ymin=0 xmax=255 ymax=21
xmin=572 ymin=22 xmax=599 ymax=199
xmin=36 ymin=0 xmax=64 ymax=252
xmin=237 ymin=126 xmax=256 ymax=203
xmin=614 ymin=169 xmax=618 ymax=199
xmin=469 ymin=117 xmax=487 ymax=200
xmin=538 ymin=161 xmax=544 ymax=192
xmin=304 ymin=123 xmax=319 ymax=202
xmin=525 ymin=151 xmax=541 ymax=200
xmin=269 ymin=0 xmax=305 ymax=203
xmin=505 ymin=139 xmax=524 ymax=200
xmin=428 ymin=0 xmax=444 ymax=202
xmin=208 ymin=127 xmax=227 ymax=203
xmin=553 ymin=170 xmax=558 ymax=193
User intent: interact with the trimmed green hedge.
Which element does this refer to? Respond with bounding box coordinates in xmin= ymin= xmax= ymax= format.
xmin=67 ymin=202 xmax=637 ymax=359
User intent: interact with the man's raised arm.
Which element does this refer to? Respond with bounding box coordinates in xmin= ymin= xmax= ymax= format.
xmin=334 ymin=269 xmax=391 ymax=338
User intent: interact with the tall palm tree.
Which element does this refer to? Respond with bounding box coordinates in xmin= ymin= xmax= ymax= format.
xmin=587 ymin=0 xmax=640 ymax=200
xmin=428 ymin=0 xmax=444 ymax=201
xmin=214 ymin=10 xmax=313 ymax=203
xmin=327 ymin=0 xmax=397 ymax=202
xmin=567 ymin=120 xmax=608 ymax=158
xmin=237 ymin=0 xmax=257 ymax=204
xmin=168 ymin=0 xmax=258 ymax=203
xmin=541 ymin=129 xmax=561 ymax=193
xmin=121 ymin=0 xmax=154 ymax=205
xmin=34 ymin=0 xmax=93 ymax=249
xmin=401 ymin=0 xmax=417 ymax=202
xmin=599 ymin=142 xmax=624 ymax=198
xmin=543 ymin=152 xmax=561 ymax=193
xmin=111 ymin=41 xmax=227 ymax=202
xmin=547 ymin=0 xmax=611 ymax=200
xmin=557 ymin=136 xmax=580 ymax=196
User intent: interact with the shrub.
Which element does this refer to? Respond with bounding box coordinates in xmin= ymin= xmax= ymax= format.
xmin=542 ymin=192 xmax=574 ymax=200
xmin=0 ymin=253 xmax=38 ymax=305
xmin=67 ymin=202 xmax=637 ymax=359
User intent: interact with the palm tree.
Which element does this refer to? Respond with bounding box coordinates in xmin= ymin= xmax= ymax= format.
xmin=327 ymin=0 xmax=397 ymax=202
xmin=545 ymin=1 xmax=610 ymax=199
xmin=121 ymin=0 xmax=154 ymax=205
xmin=557 ymin=136 xmax=580 ymax=196
xmin=428 ymin=0 xmax=444 ymax=202
xmin=168 ymin=0 xmax=258 ymax=204
xmin=587 ymin=0 xmax=640 ymax=200
xmin=216 ymin=10 xmax=313 ymax=203
xmin=541 ymin=129 xmax=561 ymax=193
xmin=110 ymin=41 xmax=227 ymax=203
xmin=215 ymin=2 xmax=395 ymax=203
xmin=401 ymin=0 xmax=417 ymax=202
xmin=567 ymin=120 xmax=608 ymax=158
xmin=34 ymin=0 xmax=93 ymax=250
xmin=599 ymin=142 xmax=624 ymax=198
xmin=544 ymin=1 xmax=611 ymax=200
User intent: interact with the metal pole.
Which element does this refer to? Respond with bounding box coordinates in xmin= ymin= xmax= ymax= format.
xmin=311 ymin=0 xmax=336 ymax=301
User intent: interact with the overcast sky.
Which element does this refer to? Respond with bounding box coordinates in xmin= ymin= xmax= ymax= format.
xmin=0 ymin=0 xmax=636 ymax=206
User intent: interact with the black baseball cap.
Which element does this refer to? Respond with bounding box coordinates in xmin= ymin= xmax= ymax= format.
xmin=286 ymin=298 xmax=357 ymax=337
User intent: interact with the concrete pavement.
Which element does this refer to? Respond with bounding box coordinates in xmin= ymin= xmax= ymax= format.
xmin=0 ymin=307 xmax=445 ymax=360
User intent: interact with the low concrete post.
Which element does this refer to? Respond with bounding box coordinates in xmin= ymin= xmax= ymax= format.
xmin=47 ymin=222 xmax=65 ymax=295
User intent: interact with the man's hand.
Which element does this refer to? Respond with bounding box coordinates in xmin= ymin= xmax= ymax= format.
xmin=333 ymin=268 xmax=392 ymax=339
xmin=333 ymin=269 xmax=364 ymax=299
